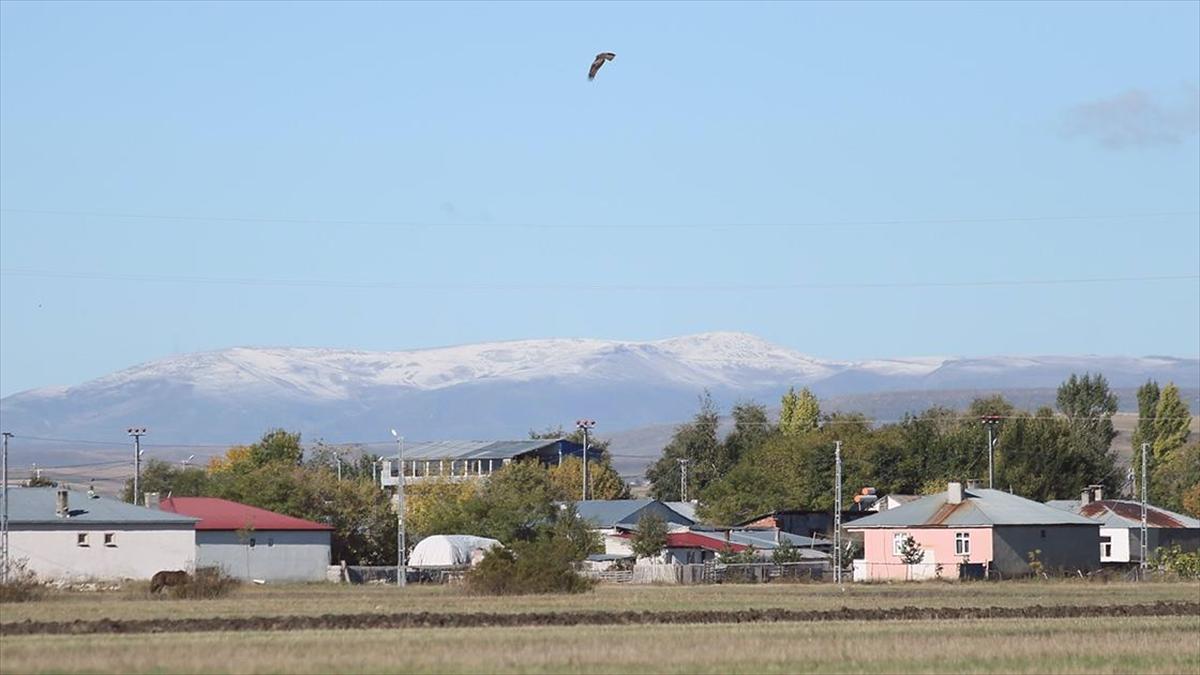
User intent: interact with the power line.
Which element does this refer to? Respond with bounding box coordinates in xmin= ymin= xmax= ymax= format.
xmin=3 ymin=207 xmax=1195 ymax=230
xmin=3 ymin=268 xmax=1196 ymax=292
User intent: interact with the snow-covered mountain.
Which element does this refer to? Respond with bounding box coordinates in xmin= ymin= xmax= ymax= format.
xmin=2 ymin=332 xmax=1196 ymax=463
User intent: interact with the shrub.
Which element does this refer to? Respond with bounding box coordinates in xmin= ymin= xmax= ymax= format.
xmin=1150 ymin=545 xmax=1200 ymax=579
xmin=0 ymin=559 xmax=45 ymax=603
xmin=467 ymin=537 xmax=594 ymax=596
xmin=630 ymin=513 xmax=668 ymax=560
xmin=168 ymin=567 xmax=240 ymax=599
xmin=771 ymin=541 xmax=805 ymax=564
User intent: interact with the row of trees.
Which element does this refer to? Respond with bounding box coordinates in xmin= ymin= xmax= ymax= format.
xmin=646 ymin=376 xmax=1197 ymax=524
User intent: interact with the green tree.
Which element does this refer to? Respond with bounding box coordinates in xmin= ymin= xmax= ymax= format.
xmin=246 ymin=429 xmax=305 ymax=467
xmin=1056 ymin=373 xmax=1120 ymax=493
xmin=722 ymin=402 xmax=773 ymax=467
xmin=1152 ymin=383 xmax=1193 ymax=460
xmin=471 ymin=460 xmax=561 ymax=543
xmin=1131 ymin=380 xmax=1161 ymax=496
xmin=897 ymin=534 xmax=925 ymax=565
xmin=779 ymin=387 xmax=820 ymax=436
xmin=405 ymin=477 xmax=479 ymax=541
xmin=646 ymin=392 xmax=721 ymax=500
xmin=1154 ymin=442 xmax=1200 ymax=514
xmin=121 ymin=459 xmax=209 ymax=503
xmin=547 ymin=456 xmax=629 ymax=501
xmin=629 ymin=513 xmax=669 ymax=560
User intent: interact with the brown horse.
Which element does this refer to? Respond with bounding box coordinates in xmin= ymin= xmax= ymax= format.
xmin=150 ymin=570 xmax=190 ymax=594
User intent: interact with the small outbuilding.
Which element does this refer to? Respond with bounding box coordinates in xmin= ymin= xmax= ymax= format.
xmin=155 ymin=495 xmax=332 ymax=582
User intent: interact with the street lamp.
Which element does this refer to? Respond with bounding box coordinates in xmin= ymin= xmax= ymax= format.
xmin=980 ymin=416 xmax=1001 ymax=489
xmin=390 ymin=429 xmax=406 ymax=587
xmin=575 ymin=419 xmax=596 ymax=501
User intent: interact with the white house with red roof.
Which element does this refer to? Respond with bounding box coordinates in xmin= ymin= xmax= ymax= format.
xmin=153 ymin=495 xmax=332 ymax=582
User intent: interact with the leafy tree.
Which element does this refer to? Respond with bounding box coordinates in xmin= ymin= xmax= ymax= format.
xmin=1056 ymin=374 xmax=1120 ymax=493
xmin=779 ymin=387 xmax=820 ymax=436
xmin=1155 ymin=442 xmax=1200 ymax=514
xmin=897 ymin=534 xmax=925 ymax=565
xmin=466 ymin=506 xmax=597 ymax=595
xmin=528 ymin=425 xmax=611 ymax=455
xmin=121 ymin=459 xmax=209 ymax=503
xmin=994 ymin=408 xmax=1090 ymax=501
xmin=1152 ymin=383 xmax=1193 ymax=460
xmin=646 ymin=392 xmax=721 ymax=500
xmin=547 ymin=456 xmax=629 ymax=501
xmin=471 ymin=460 xmax=561 ymax=543
xmin=246 ymin=429 xmax=305 ymax=468
xmin=405 ymin=477 xmax=479 ymax=541
xmin=629 ymin=513 xmax=669 ymax=560
xmin=771 ymin=540 xmax=805 ymax=564
xmin=1131 ymin=380 xmax=1161 ymax=496
xmin=722 ymin=402 xmax=773 ymax=467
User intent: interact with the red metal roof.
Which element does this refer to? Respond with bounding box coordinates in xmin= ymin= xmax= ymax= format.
xmin=157 ymin=497 xmax=333 ymax=531
xmin=663 ymin=532 xmax=748 ymax=552
xmin=1080 ymin=500 xmax=1190 ymax=528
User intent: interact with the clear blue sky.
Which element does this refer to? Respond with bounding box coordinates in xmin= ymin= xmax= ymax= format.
xmin=2 ymin=1 xmax=1198 ymax=396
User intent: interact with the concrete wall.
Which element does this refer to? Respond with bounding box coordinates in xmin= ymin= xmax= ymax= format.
xmin=196 ymin=530 xmax=331 ymax=582
xmin=1117 ymin=527 xmax=1200 ymax=563
xmin=9 ymin=524 xmax=195 ymax=582
xmin=991 ymin=525 xmax=1100 ymax=577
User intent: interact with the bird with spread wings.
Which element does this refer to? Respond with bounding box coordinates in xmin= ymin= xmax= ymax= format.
xmin=588 ymin=52 xmax=615 ymax=81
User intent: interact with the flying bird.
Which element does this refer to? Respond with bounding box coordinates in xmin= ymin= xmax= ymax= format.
xmin=588 ymin=52 xmax=615 ymax=81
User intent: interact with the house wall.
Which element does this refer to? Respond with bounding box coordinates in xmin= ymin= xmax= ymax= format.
xmin=1102 ymin=527 xmax=1130 ymax=563
xmin=853 ymin=527 xmax=993 ymax=580
xmin=991 ymin=525 xmax=1099 ymax=577
xmin=196 ymin=530 xmax=331 ymax=581
xmin=9 ymin=524 xmax=195 ymax=581
xmin=1116 ymin=527 xmax=1200 ymax=563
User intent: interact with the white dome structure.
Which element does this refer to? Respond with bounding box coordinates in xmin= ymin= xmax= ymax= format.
xmin=408 ymin=535 xmax=502 ymax=568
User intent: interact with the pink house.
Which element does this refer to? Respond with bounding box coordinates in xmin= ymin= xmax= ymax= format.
xmin=847 ymin=482 xmax=1100 ymax=581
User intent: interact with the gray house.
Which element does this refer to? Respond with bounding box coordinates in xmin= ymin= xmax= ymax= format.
xmin=1047 ymin=487 xmax=1200 ymax=564
xmin=155 ymin=495 xmax=331 ymax=582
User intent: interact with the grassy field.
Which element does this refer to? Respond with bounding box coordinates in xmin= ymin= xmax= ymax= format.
xmin=3 ymin=579 xmax=1198 ymax=624
xmin=1 ymin=616 xmax=1197 ymax=674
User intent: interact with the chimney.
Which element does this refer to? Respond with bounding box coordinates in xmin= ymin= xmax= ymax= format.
xmin=1081 ymin=488 xmax=1091 ymax=506
xmin=966 ymin=479 xmax=982 ymax=491
xmin=145 ymin=492 xmax=161 ymax=510
xmin=55 ymin=487 xmax=69 ymax=518
xmin=947 ymin=482 xmax=964 ymax=505
xmin=1090 ymin=485 xmax=1103 ymax=502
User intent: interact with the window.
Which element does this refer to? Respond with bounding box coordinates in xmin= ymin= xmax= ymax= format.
xmin=76 ymin=533 xmax=89 ymax=547
xmin=268 ymin=537 xmax=274 ymax=547
xmin=248 ymin=537 xmax=257 ymax=548
xmin=955 ymin=532 xmax=971 ymax=556
xmin=893 ymin=532 xmax=907 ymax=556
xmin=1040 ymin=529 xmax=1046 ymax=539
xmin=104 ymin=533 xmax=116 ymax=547
xmin=1101 ymin=535 xmax=1113 ymax=559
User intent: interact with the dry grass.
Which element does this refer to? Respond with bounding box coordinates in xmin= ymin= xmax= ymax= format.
xmin=1 ymin=616 xmax=1197 ymax=674
xmin=2 ymin=579 xmax=1197 ymax=624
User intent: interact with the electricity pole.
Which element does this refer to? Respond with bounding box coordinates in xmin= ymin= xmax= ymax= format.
xmin=678 ymin=458 xmax=689 ymax=502
xmin=1140 ymin=442 xmax=1149 ymax=578
xmin=2 ymin=431 xmax=11 ymax=584
xmin=391 ymin=430 xmax=406 ymax=587
xmin=981 ymin=416 xmax=1000 ymax=489
xmin=576 ymin=419 xmax=595 ymax=501
xmin=127 ymin=428 xmax=147 ymax=505
xmin=833 ymin=441 xmax=843 ymax=584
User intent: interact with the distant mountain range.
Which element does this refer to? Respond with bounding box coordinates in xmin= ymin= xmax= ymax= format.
xmin=2 ymin=332 xmax=1196 ymax=474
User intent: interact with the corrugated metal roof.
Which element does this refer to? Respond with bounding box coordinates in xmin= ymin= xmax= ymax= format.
xmin=1047 ymin=499 xmax=1200 ymax=529
xmin=397 ymin=439 xmax=573 ymax=460
xmin=158 ymin=497 xmax=333 ymax=531
xmin=664 ymin=501 xmax=698 ymax=522
xmin=6 ymin=488 xmax=197 ymax=526
xmin=847 ymin=488 xmax=1099 ymax=528
xmin=574 ymin=499 xmax=695 ymax=528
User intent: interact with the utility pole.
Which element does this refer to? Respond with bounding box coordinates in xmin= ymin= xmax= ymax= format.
xmin=127 ymin=428 xmax=146 ymax=505
xmin=390 ymin=430 xmax=406 ymax=587
xmin=576 ymin=419 xmax=595 ymax=501
xmin=2 ymin=431 xmax=12 ymax=584
xmin=1140 ymin=442 xmax=1149 ymax=579
xmin=981 ymin=415 xmax=1000 ymax=489
xmin=678 ymin=458 xmax=689 ymax=502
xmin=834 ymin=441 xmax=843 ymax=584
xmin=335 ymin=451 xmax=343 ymax=482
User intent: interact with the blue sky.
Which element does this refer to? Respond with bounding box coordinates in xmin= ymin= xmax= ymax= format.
xmin=1 ymin=1 xmax=1198 ymax=396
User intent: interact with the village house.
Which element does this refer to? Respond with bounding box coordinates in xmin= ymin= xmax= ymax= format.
xmin=379 ymin=438 xmax=591 ymax=486
xmin=847 ymin=481 xmax=1101 ymax=581
xmin=6 ymin=487 xmax=197 ymax=582
xmin=1047 ymin=485 xmax=1200 ymax=564
xmin=574 ymin=499 xmax=696 ymax=555
xmin=738 ymin=508 xmax=873 ymax=538
xmin=153 ymin=495 xmax=333 ymax=582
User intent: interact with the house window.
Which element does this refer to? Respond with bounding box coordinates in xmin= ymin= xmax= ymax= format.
xmin=893 ymin=532 xmax=907 ymax=556
xmin=955 ymin=532 xmax=970 ymax=556
xmin=268 ymin=537 xmax=274 ymax=547
xmin=104 ymin=533 xmax=116 ymax=547
xmin=76 ymin=533 xmax=89 ymax=547
xmin=1101 ymin=535 xmax=1113 ymax=559
xmin=248 ymin=537 xmax=257 ymax=548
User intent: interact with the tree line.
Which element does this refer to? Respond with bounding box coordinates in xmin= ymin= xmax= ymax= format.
xmin=645 ymin=376 xmax=1197 ymax=524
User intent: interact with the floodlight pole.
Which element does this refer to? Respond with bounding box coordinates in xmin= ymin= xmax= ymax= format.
xmin=834 ymin=441 xmax=843 ymax=585
xmin=392 ymin=431 xmax=406 ymax=587
xmin=2 ymin=431 xmax=11 ymax=584
xmin=981 ymin=416 xmax=1000 ymax=489
xmin=1140 ymin=442 xmax=1149 ymax=578
xmin=127 ymin=428 xmax=146 ymax=505
xmin=576 ymin=419 xmax=595 ymax=501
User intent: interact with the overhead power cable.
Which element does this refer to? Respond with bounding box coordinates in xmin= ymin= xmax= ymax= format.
xmin=3 ymin=268 xmax=1196 ymax=292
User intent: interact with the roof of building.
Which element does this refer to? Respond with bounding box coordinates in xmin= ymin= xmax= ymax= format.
xmin=157 ymin=497 xmax=333 ymax=531
xmin=664 ymin=501 xmax=698 ymax=522
xmin=574 ymin=499 xmax=695 ymax=528
xmin=847 ymin=488 xmax=1099 ymax=528
xmin=664 ymin=531 xmax=748 ymax=552
xmin=5 ymin=488 xmax=197 ymax=526
xmin=395 ymin=439 xmax=581 ymax=461
xmin=1045 ymin=499 xmax=1200 ymax=529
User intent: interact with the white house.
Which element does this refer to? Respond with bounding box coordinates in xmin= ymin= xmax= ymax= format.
xmin=154 ymin=495 xmax=332 ymax=582
xmin=6 ymin=487 xmax=197 ymax=582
